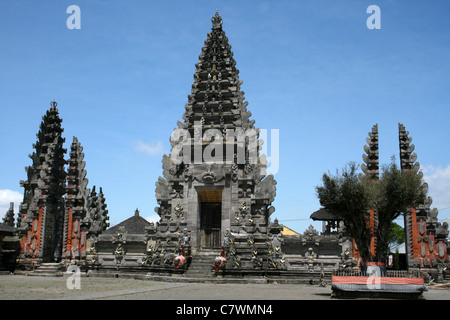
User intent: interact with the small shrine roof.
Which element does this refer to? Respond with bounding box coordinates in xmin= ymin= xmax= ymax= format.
xmin=104 ymin=209 xmax=151 ymax=235
xmin=310 ymin=208 xmax=343 ymax=221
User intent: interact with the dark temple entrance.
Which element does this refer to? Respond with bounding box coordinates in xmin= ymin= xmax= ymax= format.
xmin=200 ymin=203 xmax=221 ymax=248
xmin=198 ymin=190 xmax=222 ymax=249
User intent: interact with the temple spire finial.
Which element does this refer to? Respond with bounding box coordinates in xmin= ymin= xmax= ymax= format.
xmin=50 ymin=100 xmax=58 ymax=110
xmin=211 ymin=10 xmax=222 ymax=30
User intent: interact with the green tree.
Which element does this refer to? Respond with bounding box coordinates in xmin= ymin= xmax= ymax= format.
xmin=316 ymin=160 xmax=426 ymax=263
xmin=388 ymin=222 xmax=405 ymax=250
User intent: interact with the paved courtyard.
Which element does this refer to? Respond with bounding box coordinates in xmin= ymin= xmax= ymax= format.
xmin=0 ymin=274 xmax=449 ymax=300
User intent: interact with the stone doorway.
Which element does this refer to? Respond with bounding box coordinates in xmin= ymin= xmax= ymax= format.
xmin=200 ymin=203 xmax=221 ymax=249
xmin=198 ymin=189 xmax=222 ymax=249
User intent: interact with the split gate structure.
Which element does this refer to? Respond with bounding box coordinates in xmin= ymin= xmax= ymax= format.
xmin=14 ymin=101 xmax=110 ymax=271
xmin=354 ymin=123 xmax=449 ymax=273
xmin=330 ymin=123 xmax=449 ymax=297
xmin=398 ymin=124 xmax=449 ymax=271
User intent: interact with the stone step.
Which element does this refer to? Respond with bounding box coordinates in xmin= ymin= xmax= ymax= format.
xmin=32 ymin=263 xmax=63 ymax=275
xmin=36 ymin=263 xmax=60 ymax=268
xmin=189 ymin=258 xmax=216 ymax=265
xmin=184 ymin=250 xmax=222 ymax=277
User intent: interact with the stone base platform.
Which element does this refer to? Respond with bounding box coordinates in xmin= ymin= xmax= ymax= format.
xmin=331 ymin=275 xmax=425 ymax=299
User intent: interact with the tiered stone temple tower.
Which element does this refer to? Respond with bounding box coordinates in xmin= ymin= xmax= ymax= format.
xmin=150 ymin=12 xmax=280 ymax=272
xmin=16 ymin=101 xmax=109 ymax=270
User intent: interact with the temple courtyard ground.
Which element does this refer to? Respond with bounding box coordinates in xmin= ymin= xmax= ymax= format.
xmin=0 ymin=274 xmax=449 ymax=300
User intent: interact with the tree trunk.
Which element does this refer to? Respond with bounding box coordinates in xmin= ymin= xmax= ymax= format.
xmin=361 ymin=262 xmax=386 ymax=277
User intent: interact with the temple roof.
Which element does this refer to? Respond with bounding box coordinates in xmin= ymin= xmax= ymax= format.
xmin=104 ymin=209 xmax=151 ymax=235
xmin=178 ymin=11 xmax=255 ymax=133
xmin=310 ymin=208 xmax=343 ymax=221
xmin=0 ymin=223 xmax=15 ymax=234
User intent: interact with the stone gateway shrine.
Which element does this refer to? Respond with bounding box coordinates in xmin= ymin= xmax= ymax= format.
xmin=149 ymin=11 xmax=278 ymax=271
xmin=0 ymin=12 xmax=448 ymax=297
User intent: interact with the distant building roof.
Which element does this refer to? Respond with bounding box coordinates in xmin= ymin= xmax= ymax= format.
xmin=390 ymin=242 xmax=406 ymax=254
xmin=281 ymin=225 xmax=300 ymax=236
xmin=104 ymin=209 xmax=151 ymax=235
xmin=310 ymin=208 xmax=343 ymax=221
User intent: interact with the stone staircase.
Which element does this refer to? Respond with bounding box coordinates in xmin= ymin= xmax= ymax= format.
xmin=184 ymin=249 xmax=220 ymax=278
xmin=32 ymin=263 xmax=63 ymax=276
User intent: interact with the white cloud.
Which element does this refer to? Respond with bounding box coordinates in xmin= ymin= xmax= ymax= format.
xmin=135 ymin=140 xmax=164 ymax=155
xmin=145 ymin=215 xmax=160 ymax=224
xmin=422 ymin=164 xmax=450 ymax=210
xmin=0 ymin=189 xmax=22 ymax=220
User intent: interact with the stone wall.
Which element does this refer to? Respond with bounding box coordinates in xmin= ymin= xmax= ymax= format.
xmin=281 ymin=225 xmax=354 ymax=273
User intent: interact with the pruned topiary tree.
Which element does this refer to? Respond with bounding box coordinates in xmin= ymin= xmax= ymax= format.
xmin=316 ymin=160 xmax=426 ymax=263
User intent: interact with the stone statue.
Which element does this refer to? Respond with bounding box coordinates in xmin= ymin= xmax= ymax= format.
xmin=306 ymin=247 xmax=317 ymax=261
xmin=211 ymin=11 xmax=223 ymax=30
xmin=305 ymin=247 xmax=317 ymax=272
xmin=223 ymin=229 xmax=231 ymax=246
xmin=174 ymin=255 xmax=186 ymax=269
xmin=114 ymin=243 xmax=124 ymax=265
xmin=213 ymin=255 xmax=227 ymax=273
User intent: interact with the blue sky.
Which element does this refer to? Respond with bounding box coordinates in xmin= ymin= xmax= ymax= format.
xmin=0 ymin=0 xmax=449 ymax=233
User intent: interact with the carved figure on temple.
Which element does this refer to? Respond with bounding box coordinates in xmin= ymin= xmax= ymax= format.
xmin=174 ymin=255 xmax=186 ymax=269
xmin=213 ymin=255 xmax=227 ymax=273
xmin=114 ymin=243 xmax=124 ymax=265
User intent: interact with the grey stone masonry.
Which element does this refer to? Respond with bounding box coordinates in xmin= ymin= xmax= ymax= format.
xmin=149 ymin=12 xmax=279 ymax=275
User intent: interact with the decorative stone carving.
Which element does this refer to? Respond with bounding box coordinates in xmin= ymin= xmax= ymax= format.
xmin=202 ymin=169 xmax=216 ymax=184
xmin=114 ymin=243 xmax=124 ymax=265
xmin=304 ymin=247 xmax=317 ymax=272
xmin=174 ymin=203 xmax=184 ymax=220
xmin=267 ymin=219 xmax=286 ymax=270
xmin=361 ymin=124 xmax=379 ymax=181
xmin=2 ymin=202 xmax=15 ymax=227
xmin=303 ymin=225 xmax=319 ymax=243
xmin=112 ymin=228 xmax=127 ymax=265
